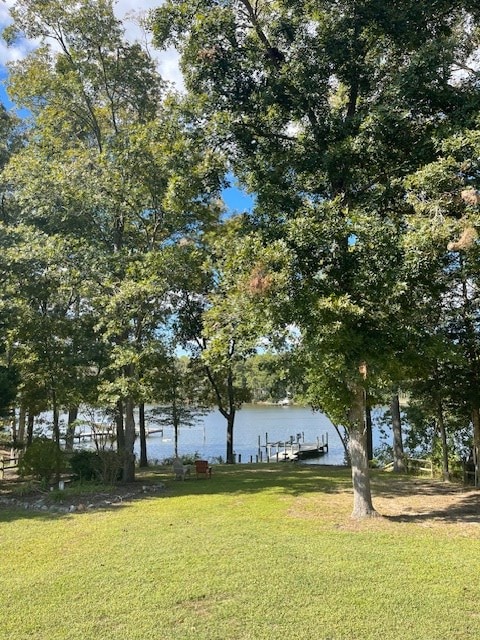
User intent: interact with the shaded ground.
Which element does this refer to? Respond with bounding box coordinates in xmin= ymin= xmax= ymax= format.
xmin=373 ymin=475 xmax=480 ymax=525
xmin=1 ymin=454 xmax=479 ymax=530
xmin=0 ymin=448 xmax=167 ymax=512
xmin=284 ymin=472 xmax=480 ymax=536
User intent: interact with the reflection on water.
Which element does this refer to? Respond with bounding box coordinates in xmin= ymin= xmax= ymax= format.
xmin=34 ymin=404 xmax=387 ymax=466
xmin=138 ymin=404 xmax=349 ymax=465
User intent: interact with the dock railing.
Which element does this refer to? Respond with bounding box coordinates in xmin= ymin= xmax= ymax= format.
xmin=258 ymin=432 xmax=329 ymax=462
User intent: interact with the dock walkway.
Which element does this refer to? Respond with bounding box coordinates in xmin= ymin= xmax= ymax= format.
xmin=258 ymin=432 xmax=329 ymax=462
xmin=71 ymin=424 xmax=163 ymax=443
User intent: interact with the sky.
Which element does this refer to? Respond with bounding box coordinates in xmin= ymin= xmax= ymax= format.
xmin=0 ymin=0 xmax=184 ymax=107
xmin=0 ymin=0 xmax=255 ymax=214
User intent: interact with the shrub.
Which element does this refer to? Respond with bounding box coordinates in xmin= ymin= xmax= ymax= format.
xmin=163 ymin=452 xmax=201 ymax=466
xmin=69 ymin=449 xmax=123 ymax=484
xmin=96 ymin=450 xmax=123 ymax=484
xmin=19 ymin=438 xmax=63 ymax=484
xmin=69 ymin=450 xmax=99 ymax=481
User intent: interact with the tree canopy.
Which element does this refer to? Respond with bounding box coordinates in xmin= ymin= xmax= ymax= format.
xmin=151 ymin=0 xmax=480 ymax=512
xmin=1 ymin=0 xmax=480 ymax=510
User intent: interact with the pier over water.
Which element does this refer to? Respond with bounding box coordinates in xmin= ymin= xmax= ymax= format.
xmin=258 ymin=431 xmax=329 ymax=462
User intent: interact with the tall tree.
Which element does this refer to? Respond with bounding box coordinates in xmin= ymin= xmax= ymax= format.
xmin=4 ymin=0 xmax=223 ymax=480
xmin=0 ymin=224 xmax=103 ymax=446
xmin=147 ymin=353 xmax=207 ymax=459
xmin=173 ymin=216 xmax=288 ymax=463
xmin=153 ymin=0 xmax=480 ymax=514
xmin=404 ymin=129 xmax=480 ymax=485
xmin=0 ymin=105 xmax=22 ymax=421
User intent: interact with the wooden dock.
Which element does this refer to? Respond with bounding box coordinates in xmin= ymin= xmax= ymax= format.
xmin=258 ymin=432 xmax=329 ymax=462
xmin=279 ymin=442 xmax=327 ymax=460
xmin=71 ymin=425 xmax=163 ymax=442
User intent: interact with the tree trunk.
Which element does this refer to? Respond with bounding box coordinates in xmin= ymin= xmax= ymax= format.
xmin=391 ymin=393 xmax=406 ymax=473
xmin=348 ymin=382 xmax=377 ymax=518
xmin=472 ymin=407 xmax=480 ymax=488
xmin=138 ymin=402 xmax=148 ymax=467
xmin=171 ymin=396 xmax=179 ymax=458
xmin=26 ymin=410 xmax=34 ymax=446
xmin=365 ymin=396 xmax=373 ymax=462
xmin=226 ymin=367 xmax=236 ymax=463
xmin=174 ymin=420 xmax=179 ymax=458
xmin=51 ymin=389 xmax=60 ymax=449
xmin=122 ymin=398 xmax=136 ymax=483
xmin=115 ymin=399 xmax=125 ymax=452
xmin=10 ymin=407 xmax=17 ymax=444
xmin=460 ymin=273 xmax=480 ymax=487
xmin=18 ymin=404 xmax=26 ymax=446
xmin=51 ymin=390 xmax=61 ymax=483
xmin=226 ymin=408 xmax=236 ymax=463
xmin=436 ymin=400 xmax=449 ymax=481
xmin=65 ymin=405 xmax=78 ymax=452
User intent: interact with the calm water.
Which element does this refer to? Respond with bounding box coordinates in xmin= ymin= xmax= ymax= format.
xmin=140 ymin=404 xmax=346 ymax=465
xmin=35 ymin=404 xmax=388 ymax=465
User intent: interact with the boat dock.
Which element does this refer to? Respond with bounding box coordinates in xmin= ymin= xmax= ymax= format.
xmin=257 ymin=432 xmax=328 ymax=462
xmin=70 ymin=424 xmax=163 ymax=443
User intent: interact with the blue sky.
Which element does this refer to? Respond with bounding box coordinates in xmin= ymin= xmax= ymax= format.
xmin=222 ymin=177 xmax=255 ymax=214
xmin=0 ymin=67 xmax=18 ymax=112
xmin=0 ymin=1 xmax=254 ymax=215
xmin=0 ymin=84 xmax=8 ymax=109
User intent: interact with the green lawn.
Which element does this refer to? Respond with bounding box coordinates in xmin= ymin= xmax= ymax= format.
xmin=1 ymin=465 xmax=479 ymax=640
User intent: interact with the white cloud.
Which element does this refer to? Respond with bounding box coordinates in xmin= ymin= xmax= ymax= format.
xmin=0 ymin=0 xmax=183 ymax=88
xmin=0 ymin=0 xmax=35 ymax=65
xmin=115 ymin=3 xmax=184 ymax=89
xmin=115 ymin=0 xmax=161 ymax=15
xmin=0 ymin=38 xmax=31 ymax=65
xmin=157 ymin=47 xmax=184 ymax=91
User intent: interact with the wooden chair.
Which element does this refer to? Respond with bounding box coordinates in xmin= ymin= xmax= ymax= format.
xmin=172 ymin=458 xmax=189 ymax=480
xmin=195 ymin=460 xmax=212 ymax=479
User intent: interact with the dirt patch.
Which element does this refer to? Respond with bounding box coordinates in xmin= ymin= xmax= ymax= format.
xmin=286 ymin=475 xmax=480 ymax=536
xmin=374 ymin=476 xmax=480 ymax=524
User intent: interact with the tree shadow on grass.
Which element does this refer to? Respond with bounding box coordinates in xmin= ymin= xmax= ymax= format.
xmin=371 ymin=473 xmax=469 ymax=498
xmin=0 ymin=507 xmax=70 ymax=523
xmin=173 ymin=463 xmax=353 ymax=498
xmin=0 ymin=464 xmax=353 ymax=522
xmin=382 ymin=492 xmax=480 ymax=525
xmin=371 ymin=473 xmax=480 ymax=525
xmin=4 ymin=466 xmax=477 ymax=526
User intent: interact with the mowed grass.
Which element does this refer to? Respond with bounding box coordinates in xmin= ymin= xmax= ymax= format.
xmin=1 ymin=465 xmax=479 ymax=640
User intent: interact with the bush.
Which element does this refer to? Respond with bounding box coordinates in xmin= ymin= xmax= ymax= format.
xmin=96 ymin=450 xmax=123 ymax=484
xmin=69 ymin=449 xmax=123 ymax=484
xmin=69 ymin=450 xmax=99 ymax=481
xmin=163 ymin=452 xmax=201 ymax=466
xmin=19 ymin=438 xmax=63 ymax=484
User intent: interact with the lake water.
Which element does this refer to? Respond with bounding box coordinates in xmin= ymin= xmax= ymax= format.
xmin=34 ymin=404 xmax=388 ymax=466
xmin=138 ymin=404 xmax=391 ymax=465
xmin=141 ymin=404 xmax=346 ymax=464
